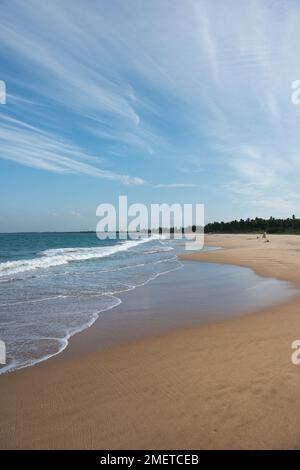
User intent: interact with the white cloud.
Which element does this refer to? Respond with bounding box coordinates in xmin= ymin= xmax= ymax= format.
xmin=1 ymin=0 xmax=300 ymax=216
xmin=154 ymin=183 xmax=197 ymax=188
xmin=0 ymin=113 xmax=145 ymax=185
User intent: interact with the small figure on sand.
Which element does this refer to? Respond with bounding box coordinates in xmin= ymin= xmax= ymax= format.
xmin=262 ymin=231 xmax=270 ymax=242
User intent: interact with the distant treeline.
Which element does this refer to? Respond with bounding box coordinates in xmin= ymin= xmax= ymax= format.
xmin=205 ymin=216 xmax=300 ymax=234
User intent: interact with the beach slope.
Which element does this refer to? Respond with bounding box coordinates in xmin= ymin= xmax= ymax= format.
xmin=1 ymin=234 xmax=300 ymax=449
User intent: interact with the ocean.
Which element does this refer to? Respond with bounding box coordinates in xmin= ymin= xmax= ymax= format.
xmin=0 ymin=232 xmax=298 ymax=374
xmin=0 ymin=232 xmax=181 ymax=373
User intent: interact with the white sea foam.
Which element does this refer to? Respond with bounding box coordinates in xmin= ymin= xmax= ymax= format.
xmin=0 ymin=295 xmax=122 ymax=375
xmin=0 ymin=236 xmax=156 ymax=277
xmin=0 ymin=235 xmax=182 ymax=375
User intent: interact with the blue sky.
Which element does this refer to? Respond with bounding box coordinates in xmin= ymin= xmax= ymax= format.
xmin=1 ymin=0 xmax=300 ymax=231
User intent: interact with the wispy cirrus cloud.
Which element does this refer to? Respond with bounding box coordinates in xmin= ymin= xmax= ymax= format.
xmin=154 ymin=183 xmax=197 ymax=188
xmin=70 ymin=211 xmax=81 ymax=218
xmin=0 ymin=113 xmax=144 ymax=185
xmin=0 ymin=1 xmax=141 ymax=125
xmin=1 ymin=0 xmax=300 ymax=222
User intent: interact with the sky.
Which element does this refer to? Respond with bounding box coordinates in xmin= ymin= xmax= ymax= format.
xmin=1 ymin=0 xmax=300 ymax=231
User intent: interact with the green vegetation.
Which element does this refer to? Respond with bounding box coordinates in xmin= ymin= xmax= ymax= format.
xmin=205 ymin=215 xmax=300 ymax=234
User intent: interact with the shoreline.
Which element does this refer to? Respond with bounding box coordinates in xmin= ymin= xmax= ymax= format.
xmin=180 ymin=233 xmax=300 ymax=286
xmin=1 ymin=234 xmax=300 ymax=449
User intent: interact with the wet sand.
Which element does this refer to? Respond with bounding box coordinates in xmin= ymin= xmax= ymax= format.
xmin=1 ymin=234 xmax=300 ymax=449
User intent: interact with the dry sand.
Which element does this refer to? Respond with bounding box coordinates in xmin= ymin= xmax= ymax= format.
xmin=1 ymin=234 xmax=300 ymax=449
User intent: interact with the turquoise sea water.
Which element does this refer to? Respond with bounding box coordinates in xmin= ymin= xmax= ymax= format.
xmin=0 ymin=232 xmax=179 ymax=373
xmin=0 ymin=232 xmax=297 ymax=374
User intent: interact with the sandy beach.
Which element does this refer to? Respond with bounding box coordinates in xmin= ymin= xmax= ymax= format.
xmin=1 ymin=234 xmax=300 ymax=449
